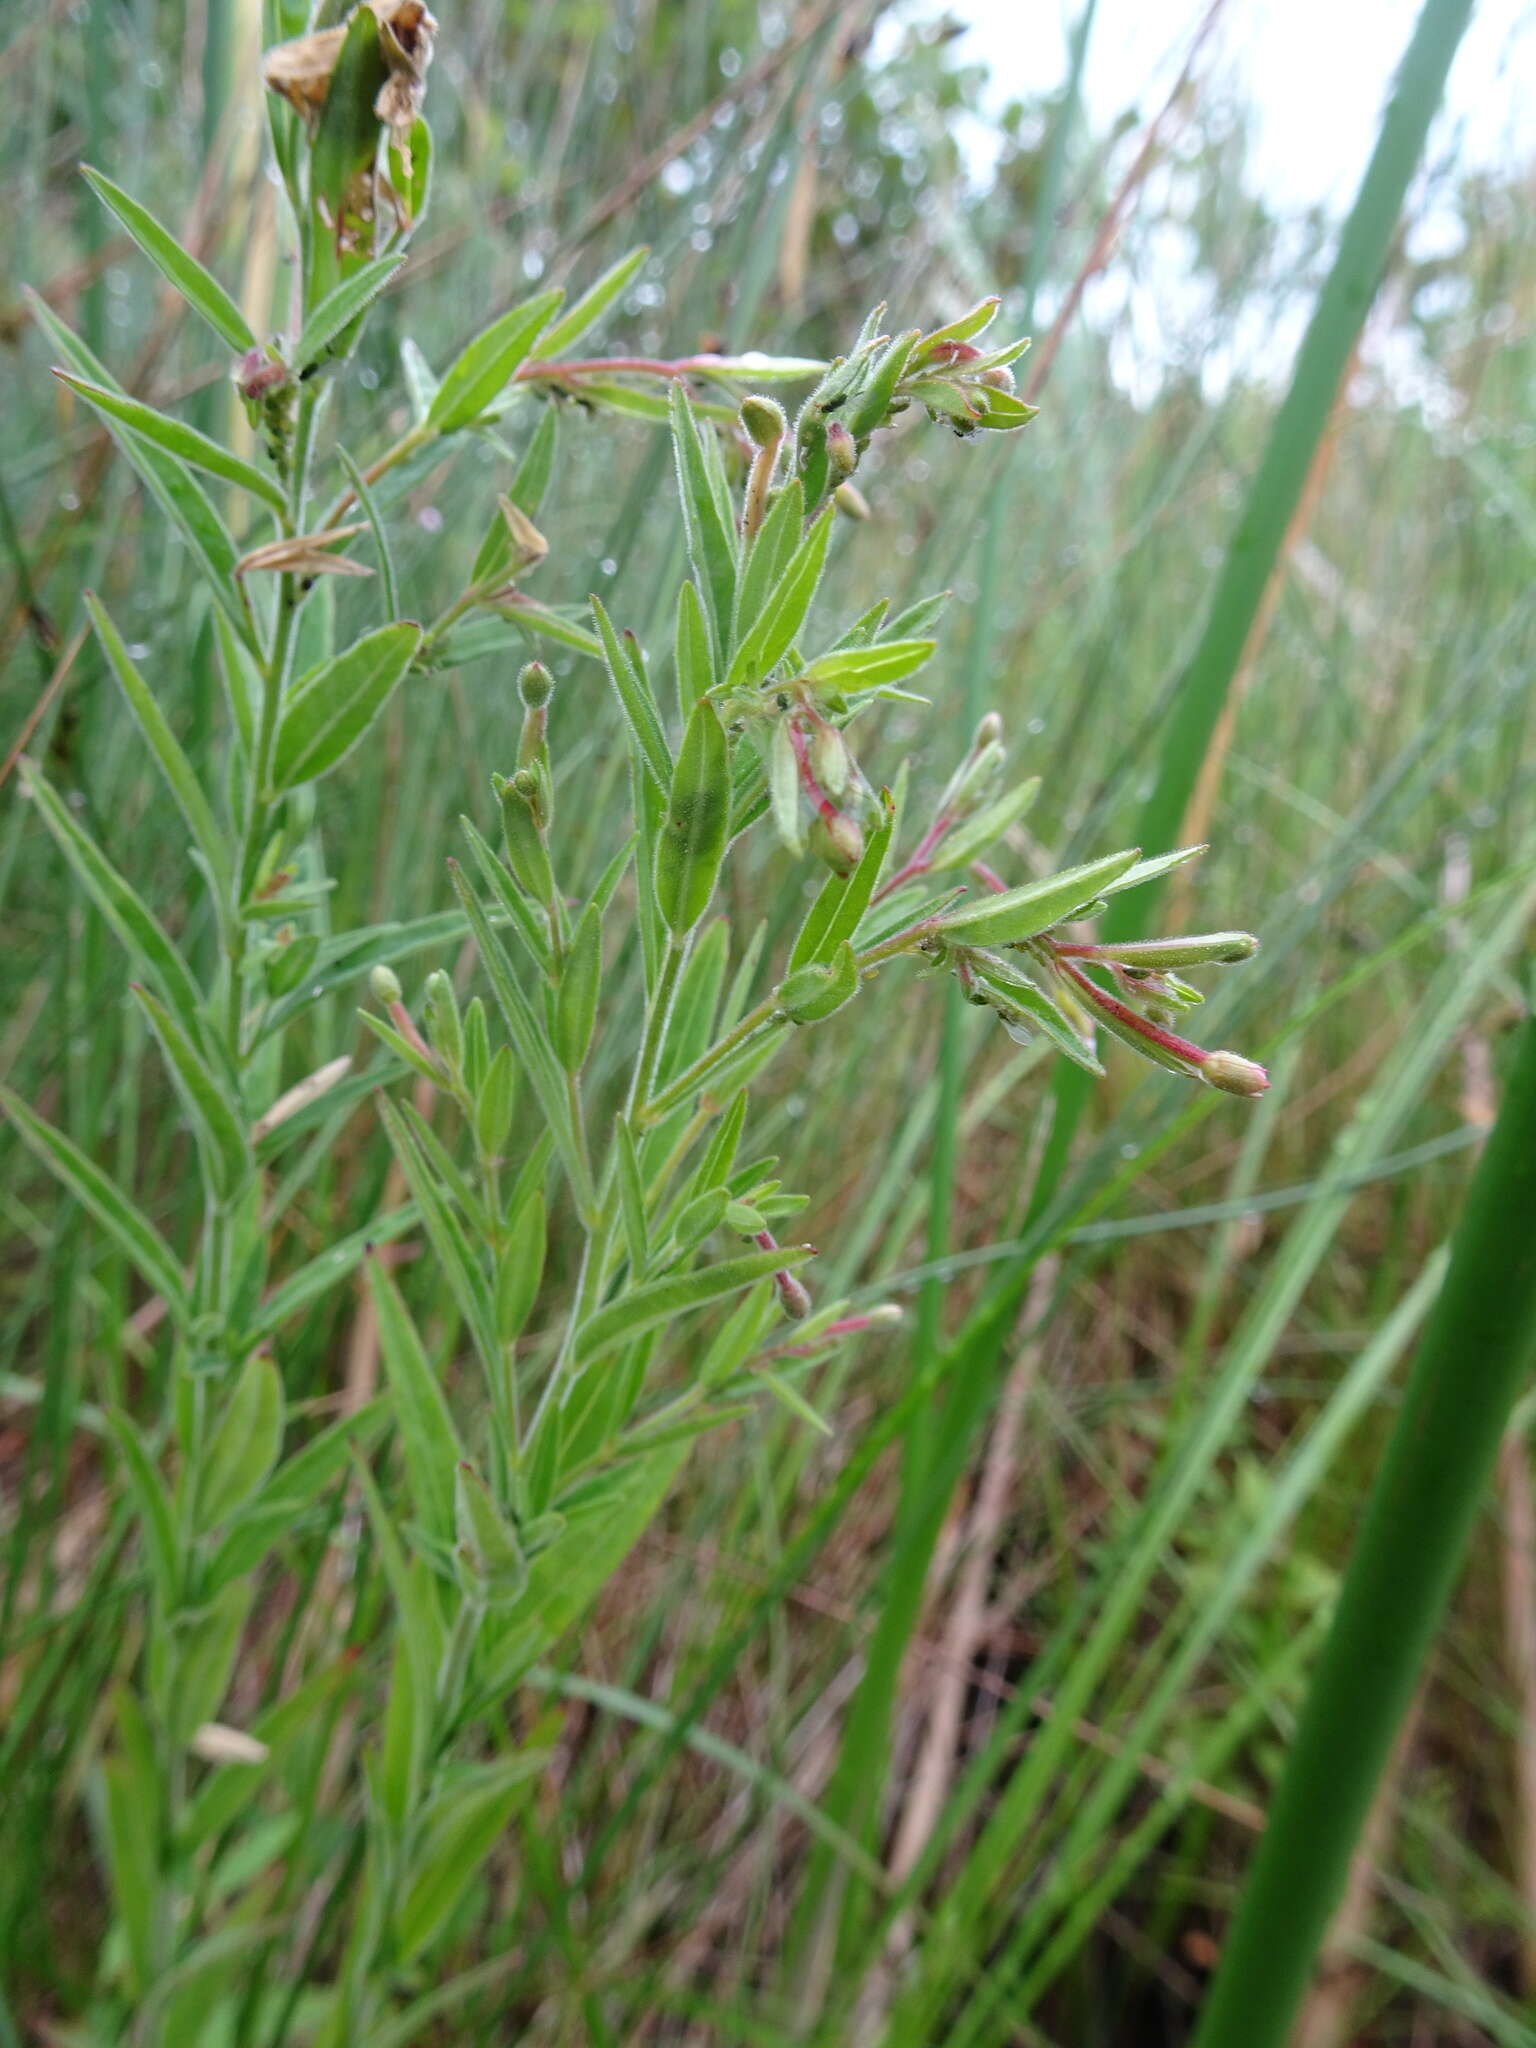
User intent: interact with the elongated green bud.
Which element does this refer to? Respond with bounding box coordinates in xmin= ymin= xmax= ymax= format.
xmin=519 ymin=660 xmax=554 ymax=709
xmin=809 ymin=811 xmax=864 ymax=877
xmin=370 ymin=964 xmax=402 ymax=1005
xmin=423 ymin=968 xmax=462 ymax=1073
xmin=741 ymin=394 xmax=787 ymax=449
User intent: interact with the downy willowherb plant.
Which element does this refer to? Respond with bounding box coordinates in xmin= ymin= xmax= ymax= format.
xmin=5 ymin=5 xmax=1269 ymax=2037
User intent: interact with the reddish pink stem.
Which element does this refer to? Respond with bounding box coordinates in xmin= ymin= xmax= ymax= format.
xmin=873 ymin=812 xmax=952 ymax=904
xmin=516 ymin=352 xmax=742 ymax=385
xmin=1053 ymin=954 xmax=1210 ymax=1068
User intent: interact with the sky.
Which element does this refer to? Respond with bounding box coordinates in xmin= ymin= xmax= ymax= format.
xmin=891 ymin=0 xmax=1533 ymax=403
xmin=933 ymin=0 xmax=1534 ymax=219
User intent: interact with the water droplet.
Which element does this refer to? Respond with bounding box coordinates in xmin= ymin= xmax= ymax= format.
xmin=599 ymin=557 xmax=617 ymax=577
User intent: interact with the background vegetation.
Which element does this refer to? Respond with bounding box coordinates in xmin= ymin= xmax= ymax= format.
xmin=2 ymin=0 xmax=1534 ymax=2041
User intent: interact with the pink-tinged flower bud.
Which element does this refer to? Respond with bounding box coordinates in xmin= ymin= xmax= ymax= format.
xmin=775 ymin=1270 xmax=813 ymax=1320
xmin=981 ymin=365 xmax=1016 ymax=394
xmin=826 ymin=420 xmax=858 ymax=479
xmin=741 ymin=394 xmax=788 ymax=448
xmin=370 ymin=965 xmax=403 ymax=1005
xmin=1202 ymin=1050 xmax=1270 ymax=1098
xmin=809 ymin=810 xmax=864 ymax=876
xmin=236 ymin=347 xmax=289 ymax=402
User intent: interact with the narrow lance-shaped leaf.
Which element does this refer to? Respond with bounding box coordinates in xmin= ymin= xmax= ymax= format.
xmin=131 ymin=984 xmax=250 ymax=1200
xmin=725 ymin=507 xmax=834 ymax=690
xmin=56 ymin=375 xmax=288 ymax=514
xmin=427 ymin=289 xmax=564 ymax=432
xmin=656 ymin=696 xmax=730 ymax=936
xmin=294 ymin=251 xmax=406 ymax=371
xmin=0 ymin=1086 xmax=190 ymax=1323
xmin=669 ymin=382 xmax=737 ymax=654
xmin=81 ymin=165 xmax=256 ymax=353
xmin=674 ymin=578 xmax=715 ymax=720
xmin=367 ymin=1257 xmax=462 ymax=1544
xmin=591 ymin=594 xmax=671 ymax=792
xmin=805 ymin=640 xmax=936 ymax=694
xmin=553 ymin=904 xmax=603 ymax=1072
xmin=574 ymin=1244 xmax=816 ymax=1366
xmin=196 ymin=1352 xmax=284 ymax=1531
xmin=936 ymin=848 xmax=1142 ymax=946
xmin=270 ymin=622 xmax=423 ymax=790
xmin=532 ymin=244 xmax=648 ymax=359
xmin=20 ymin=760 xmax=209 ymax=1052
xmin=28 ymin=292 xmax=248 ymax=636
xmin=85 ymin=594 xmax=231 ymax=904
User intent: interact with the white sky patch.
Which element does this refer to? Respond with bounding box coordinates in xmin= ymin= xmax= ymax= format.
xmin=889 ymin=0 xmax=1534 ymax=405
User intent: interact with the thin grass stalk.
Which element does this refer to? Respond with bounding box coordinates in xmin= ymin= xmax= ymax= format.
xmin=1192 ymin=1014 xmax=1536 ymax=2048
xmin=1107 ymin=0 xmax=1476 ymax=947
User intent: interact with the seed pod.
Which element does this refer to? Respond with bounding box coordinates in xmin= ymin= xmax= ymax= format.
xmin=655 ymin=696 xmax=730 ymax=936
xmin=809 ymin=719 xmax=850 ymax=799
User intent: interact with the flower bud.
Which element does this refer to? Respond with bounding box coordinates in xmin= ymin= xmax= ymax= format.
xmin=236 ymin=347 xmax=290 ymax=402
xmin=518 ymin=660 xmax=554 ymax=710
xmin=981 ymin=364 xmax=1016 ymax=394
xmin=826 ymin=420 xmax=858 ymax=480
xmin=370 ymin=965 xmax=403 ymax=1006
xmin=1202 ymin=1050 xmax=1270 ymax=1098
xmin=809 ymin=721 xmax=850 ymax=800
xmin=423 ymin=968 xmax=463 ymax=1073
xmin=809 ymin=810 xmax=864 ymax=876
xmin=741 ymin=395 xmax=788 ymax=449
xmin=834 ymin=482 xmax=871 ymax=520
xmin=775 ymin=1270 xmax=814 ymax=1320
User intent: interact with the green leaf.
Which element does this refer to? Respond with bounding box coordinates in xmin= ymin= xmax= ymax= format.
xmin=337 ymin=446 xmax=399 ymax=621
xmin=534 ymin=246 xmax=648 ymax=359
xmin=453 ymin=1461 xmax=527 ymax=1604
xmin=1100 ymin=845 xmax=1207 ymax=896
xmin=170 ymin=1579 xmax=252 ymax=1743
xmin=591 ymin=594 xmax=672 ymax=792
xmin=496 ymin=1191 xmax=546 ymax=1346
xmin=614 ymin=1119 xmax=649 ymax=1277
xmin=656 ymin=697 xmax=730 ymax=936
xmin=733 ymin=478 xmax=805 ymax=646
xmin=936 ymin=849 xmax=1143 ymax=945
xmin=56 ymin=374 xmax=287 ymax=513
xmin=510 ymin=401 xmax=560 ymax=516
xmin=295 ymin=252 xmax=405 ymax=370
xmin=574 ymin=1245 xmax=815 ymax=1366
xmin=930 ymin=776 xmax=1042 ymax=874
xmin=669 ymin=383 xmax=737 ymax=655
xmin=105 ymin=1410 xmax=179 ymax=1608
xmin=23 ymin=763 xmax=206 ymax=1041
xmin=197 ymin=1353 xmax=284 ymax=1531
xmin=368 ymin=1258 xmax=462 ymax=1544
xmin=101 ymin=1754 xmax=159 ymax=1997
xmin=427 ymin=289 xmax=563 ymax=432
xmin=674 ymin=578 xmax=715 ymax=720
xmin=393 ymin=1754 xmax=546 ymax=1962
xmin=775 ymin=941 xmax=860 ymax=1023
xmin=475 ymin=1044 xmax=517 ymax=1158
xmin=378 ymin=1098 xmax=501 ymax=1386
xmin=29 ymin=293 xmax=247 ymax=635
xmin=726 ymin=507 xmax=834 ymax=689
xmin=86 ymin=595 xmax=231 ymax=905
xmin=806 ymin=640 xmax=936 ymax=694
xmin=791 ymin=792 xmax=894 ymax=969
xmin=553 ymin=904 xmax=603 ymax=1073
xmin=81 ymin=165 xmax=255 ymax=353
xmin=757 ymin=1367 xmax=833 ymax=1436
xmin=0 ymin=1086 xmax=189 ymax=1324
xmin=130 ymin=985 xmax=250 ymax=1200
xmin=270 ymin=622 xmax=422 ymax=789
